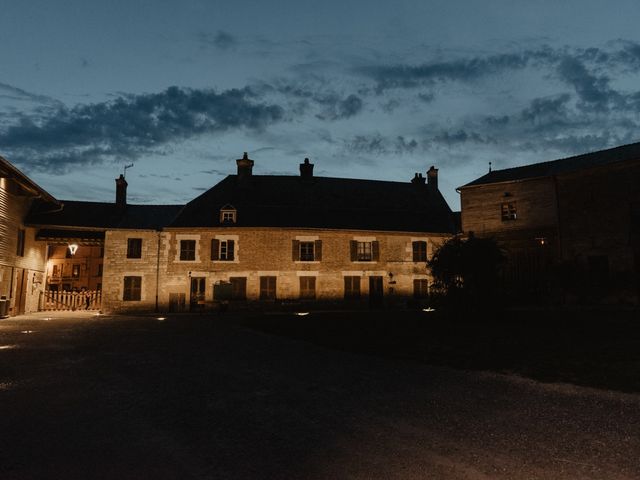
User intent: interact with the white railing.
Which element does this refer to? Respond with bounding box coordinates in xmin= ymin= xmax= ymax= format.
xmin=41 ymin=290 xmax=102 ymax=311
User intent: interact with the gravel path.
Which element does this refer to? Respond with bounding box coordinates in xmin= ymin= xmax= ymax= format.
xmin=0 ymin=312 xmax=638 ymax=479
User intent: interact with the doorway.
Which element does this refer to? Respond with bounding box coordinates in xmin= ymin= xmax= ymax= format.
xmin=369 ymin=276 xmax=384 ymax=307
xmin=14 ymin=268 xmax=27 ymax=315
xmin=190 ymin=277 xmax=206 ymax=311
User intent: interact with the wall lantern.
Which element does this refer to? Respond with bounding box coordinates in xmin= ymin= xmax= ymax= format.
xmin=535 ymin=237 xmax=547 ymax=246
xmin=68 ymin=243 xmax=79 ymax=256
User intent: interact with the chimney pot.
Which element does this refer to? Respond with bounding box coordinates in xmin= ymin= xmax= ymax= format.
xmin=427 ymin=166 xmax=438 ymax=191
xmin=236 ymin=152 xmax=254 ymax=185
xmin=300 ymin=157 xmax=314 ymax=179
xmin=115 ymin=174 xmax=128 ymax=208
xmin=411 ymin=172 xmax=426 ymax=184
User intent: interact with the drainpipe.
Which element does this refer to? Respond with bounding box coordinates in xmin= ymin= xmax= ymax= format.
xmin=155 ymin=230 xmax=161 ymax=312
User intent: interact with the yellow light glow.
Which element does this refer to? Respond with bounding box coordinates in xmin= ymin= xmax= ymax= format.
xmin=68 ymin=243 xmax=79 ymax=255
xmin=294 ymin=312 xmax=310 ymax=316
xmin=0 ymin=345 xmax=17 ymax=350
xmin=422 ymin=307 xmax=436 ymax=312
xmin=157 ymin=317 xmax=166 ymax=321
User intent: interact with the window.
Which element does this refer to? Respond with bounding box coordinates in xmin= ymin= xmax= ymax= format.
xmin=300 ymin=242 xmax=314 ymax=261
xmin=292 ymin=240 xmax=322 ymax=261
xmin=501 ymin=202 xmax=517 ymax=221
xmin=344 ymin=276 xmax=361 ymax=299
xmin=299 ymin=276 xmax=316 ymax=299
xmin=412 ymin=241 xmax=427 ymax=262
xmin=96 ymin=264 xmax=103 ymax=276
xmin=127 ymin=238 xmax=142 ymax=258
xmin=211 ymin=239 xmax=235 ymax=261
xmin=260 ymin=276 xmax=277 ymax=300
xmin=16 ymin=229 xmax=25 ymax=257
xmin=413 ymin=279 xmax=429 ymax=299
xmin=230 ymin=277 xmax=247 ymax=300
xmin=179 ymin=239 xmax=196 ymax=261
xmin=52 ymin=264 xmax=61 ymax=278
xmin=350 ymin=240 xmax=379 ymax=261
xmin=220 ymin=205 xmax=237 ymax=224
xmin=123 ymin=276 xmax=141 ymax=301
xmin=72 ymin=264 xmax=80 ymax=279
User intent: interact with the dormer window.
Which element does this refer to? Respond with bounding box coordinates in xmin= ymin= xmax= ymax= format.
xmin=220 ymin=204 xmax=237 ymax=224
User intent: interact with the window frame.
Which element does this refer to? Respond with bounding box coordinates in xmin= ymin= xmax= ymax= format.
xmin=501 ymin=202 xmax=517 ymax=221
xmin=179 ymin=239 xmax=197 ymax=261
xmin=127 ymin=238 xmax=143 ymax=259
xmin=412 ymin=241 xmax=427 ymax=262
xmin=259 ymin=276 xmax=277 ymax=300
xmin=16 ymin=229 xmax=25 ymax=257
xmin=123 ymin=276 xmax=142 ymax=301
xmin=299 ymin=276 xmax=316 ymax=300
xmin=413 ymin=279 xmax=429 ymax=299
xmin=344 ymin=276 xmax=361 ymax=300
xmin=299 ymin=241 xmax=315 ymax=261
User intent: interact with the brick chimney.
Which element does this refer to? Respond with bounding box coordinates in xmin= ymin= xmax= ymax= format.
xmin=236 ymin=152 xmax=254 ymax=185
xmin=115 ymin=174 xmax=127 ymax=208
xmin=300 ymin=157 xmax=314 ymax=179
xmin=427 ymin=166 xmax=438 ymax=191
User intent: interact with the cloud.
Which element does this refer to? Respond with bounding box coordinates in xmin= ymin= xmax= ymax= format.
xmin=555 ymin=57 xmax=618 ymax=110
xmin=0 ymin=86 xmax=284 ymax=172
xmin=357 ymin=48 xmax=557 ymax=91
xmin=198 ymin=30 xmax=238 ymax=50
xmin=345 ymin=133 xmax=419 ymax=154
xmin=0 ymin=82 xmax=62 ymax=106
xmin=520 ymin=93 xmax=572 ymax=126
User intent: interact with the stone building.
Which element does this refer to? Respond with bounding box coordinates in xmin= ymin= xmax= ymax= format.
xmin=458 ymin=142 xmax=640 ymax=304
xmin=0 ymin=155 xmax=60 ymax=316
xmin=23 ymin=154 xmax=455 ymax=313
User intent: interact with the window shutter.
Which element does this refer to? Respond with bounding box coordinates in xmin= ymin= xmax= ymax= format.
xmin=211 ymin=239 xmax=219 ymax=260
xmin=372 ymin=241 xmax=380 ymax=261
xmin=350 ymin=240 xmax=358 ymax=261
xmin=314 ymin=240 xmax=322 ymax=261
xmin=292 ymin=240 xmax=300 ymax=261
xmin=412 ymin=241 xmax=418 ymax=262
xmin=227 ymin=240 xmax=235 ymax=260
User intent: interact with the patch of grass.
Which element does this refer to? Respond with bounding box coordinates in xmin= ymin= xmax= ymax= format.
xmin=240 ymin=308 xmax=640 ymax=393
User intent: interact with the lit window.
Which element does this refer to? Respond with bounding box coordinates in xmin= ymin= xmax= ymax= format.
xmin=357 ymin=242 xmax=372 ymax=261
xmin=72 ymin=264 xmax=80 ymax=279
xmin=501 ymin=202 xmax=517 ymax=221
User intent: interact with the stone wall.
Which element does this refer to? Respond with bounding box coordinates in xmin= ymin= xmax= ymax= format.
xmin=101 ymin=227 xmax=450 ymax=313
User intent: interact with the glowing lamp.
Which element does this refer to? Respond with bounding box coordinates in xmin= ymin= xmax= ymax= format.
xmin=68 ymin=243 xmax=79 ymax=256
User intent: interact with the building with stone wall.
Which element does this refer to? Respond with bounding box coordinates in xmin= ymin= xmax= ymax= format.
xmin=24 ymin=154 xmax=456 ymax=314
xmin=458 ymin=142 xmax=640 ymax=304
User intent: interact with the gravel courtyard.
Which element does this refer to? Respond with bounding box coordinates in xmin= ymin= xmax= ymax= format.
xmin=1 ymin=311 xmax=639 ymax=480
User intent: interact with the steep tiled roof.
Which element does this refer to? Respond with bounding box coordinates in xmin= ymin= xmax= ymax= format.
xmin=26 ymin=201 xmax=183 ymax=230
xmin=169 ymin=175 xmax=456 ymax=234
xmin=460 ymin=141 xmax=640 ymax=188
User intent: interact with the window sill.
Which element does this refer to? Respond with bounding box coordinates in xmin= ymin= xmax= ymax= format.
xmin=294 ymin=260 xmax=320 ymax=264
xmin=352 ymin=260 xmax=378 ymax=264
xmin=212 ymin=260 xmax=239 ymax=263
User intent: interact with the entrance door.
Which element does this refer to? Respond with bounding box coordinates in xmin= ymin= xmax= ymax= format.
xmin=369 ymin=276 xmax=383 ymax=307
xmin=190 ymin=277 xmax=206 ymax=311
xmin=14 ymin=268 xmax=27 ymax=315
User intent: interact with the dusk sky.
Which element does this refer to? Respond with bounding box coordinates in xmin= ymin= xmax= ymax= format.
xmin=3 ymin=0 xmax=640 ymax=210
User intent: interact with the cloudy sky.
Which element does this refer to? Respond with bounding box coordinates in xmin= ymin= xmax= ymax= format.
xmin=2 ymin=0 xmax=640 ymax=209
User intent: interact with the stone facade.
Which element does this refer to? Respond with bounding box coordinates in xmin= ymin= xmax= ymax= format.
xmin=102 ymin=227 xmax=449 ymax=313
xmin=459 ymin=145 xmax=640 ymax=304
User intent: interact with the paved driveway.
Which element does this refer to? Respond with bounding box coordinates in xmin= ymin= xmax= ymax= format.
xmin=0 ymin=311 xmax=639 ymax=479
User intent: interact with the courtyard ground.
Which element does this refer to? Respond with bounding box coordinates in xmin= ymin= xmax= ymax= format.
xmin=0 ymin=310 xmax=639 ymax=479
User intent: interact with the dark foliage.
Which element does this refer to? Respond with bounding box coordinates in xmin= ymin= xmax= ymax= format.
xmin=427 ymin=235 xmax=506 ymax=309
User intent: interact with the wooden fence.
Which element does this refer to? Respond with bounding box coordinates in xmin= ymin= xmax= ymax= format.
xmin=41 ymin=290 xmax=102 ymax=311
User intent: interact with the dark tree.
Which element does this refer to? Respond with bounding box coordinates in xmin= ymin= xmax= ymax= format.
xmin=427 ymin=235 xmax=506 ymax=309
